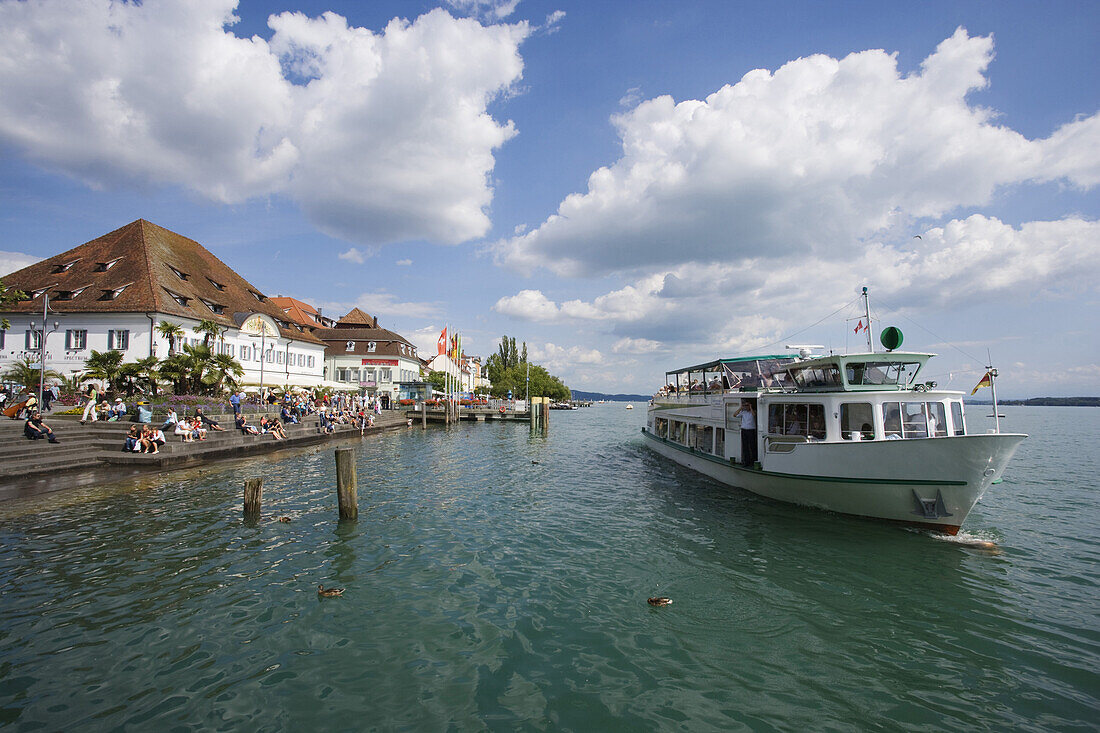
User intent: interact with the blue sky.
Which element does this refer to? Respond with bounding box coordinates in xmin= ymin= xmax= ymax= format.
xmin=0 ymin=0 xmax=1097 ymax=397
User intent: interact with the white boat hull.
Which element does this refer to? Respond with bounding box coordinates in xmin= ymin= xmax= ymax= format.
xmin=641 ymin=428 xmax=1025 ymax=533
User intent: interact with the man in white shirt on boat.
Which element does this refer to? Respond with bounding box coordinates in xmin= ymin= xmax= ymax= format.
xmin=733 ymin=399 xmax=757 ymax=468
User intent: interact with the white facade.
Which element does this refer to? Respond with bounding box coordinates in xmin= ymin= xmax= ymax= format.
xmin=325 ymin=352 xmax=425 ymax=400
xmin=1 ymin=310 xmax=327 ymax=388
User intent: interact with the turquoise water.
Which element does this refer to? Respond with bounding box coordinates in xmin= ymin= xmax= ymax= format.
xmin=0 ymin=405 xmax=1097 ymax=731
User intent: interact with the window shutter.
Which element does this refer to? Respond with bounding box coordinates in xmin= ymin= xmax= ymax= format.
xmin=107 ymin=330 xmax=115 ymax=349
xmin=121 ymin=330 xmax=129 ymax=350
xmin=65 ymin=331 xmax=72 ymax=350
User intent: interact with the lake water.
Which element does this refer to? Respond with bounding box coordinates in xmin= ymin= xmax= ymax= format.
xmin=0 ymin=405 xmax=1097 ymax=731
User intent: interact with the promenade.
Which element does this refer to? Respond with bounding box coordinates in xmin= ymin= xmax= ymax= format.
xmin=0 ymin=409 xmax=410 ymax=497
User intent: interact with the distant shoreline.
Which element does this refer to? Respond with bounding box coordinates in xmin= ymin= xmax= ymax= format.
xmin=967 ymin=397 xmax=1099 ymax=407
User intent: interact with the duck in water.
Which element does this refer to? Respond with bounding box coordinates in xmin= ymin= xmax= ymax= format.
xmin=317 ymin=585 xmax=345 ymax=597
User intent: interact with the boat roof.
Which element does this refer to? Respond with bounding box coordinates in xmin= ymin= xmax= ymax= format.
xmin=666 ymin=355 xmax=792 ymax=376
xmin=789 ymin=351 xmax=936 ymax=369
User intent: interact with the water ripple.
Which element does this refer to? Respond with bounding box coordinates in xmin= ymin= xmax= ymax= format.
xmin=0 ymin=406 xmax=1096 ymax=730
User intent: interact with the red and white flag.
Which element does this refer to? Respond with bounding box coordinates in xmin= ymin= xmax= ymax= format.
xmin=437 ymin=327 xmax=447 ymax=355
xmin=854 ymin=320 xmax=865 ymax=334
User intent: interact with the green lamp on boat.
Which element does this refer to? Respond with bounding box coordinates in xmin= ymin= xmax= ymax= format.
xmin=880 ymin=326 xmax=903 ymax=351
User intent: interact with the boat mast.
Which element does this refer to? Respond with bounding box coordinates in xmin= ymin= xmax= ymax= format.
xmin=988 ymin=365 xmax=1001 ymax=434
xmin=861 ymin=286 xmax=874 ymax=352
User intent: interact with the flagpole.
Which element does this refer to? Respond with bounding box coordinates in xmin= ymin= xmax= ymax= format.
xmin=989 ymin=365 xmax=1001 ymax=434
xmin=862 ymin=286 xmax=874 ymax=352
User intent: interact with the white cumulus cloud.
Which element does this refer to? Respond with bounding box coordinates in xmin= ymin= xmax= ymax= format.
xmin=495 ymin=28 xmax=1100 ymax=277
xmin=0 ymin=0 xmax=529 ymax=248
xmin=0 ymin=250 xmax=43 ymax=278
xmin=496 ymin=215 xmax=1100 ymax=353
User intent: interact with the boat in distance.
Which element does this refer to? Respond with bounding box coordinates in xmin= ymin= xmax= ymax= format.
xmin=641 ymin=302 xmax=1026 ymax=534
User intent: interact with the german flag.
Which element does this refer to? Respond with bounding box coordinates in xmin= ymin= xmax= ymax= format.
xmin=971 ymin=371 xmax=992 ymax=395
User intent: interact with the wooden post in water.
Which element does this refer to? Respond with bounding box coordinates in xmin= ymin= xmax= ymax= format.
xmin=335 ymin=448 xmax=358 ymax=521
xmin=421 ymin=401 xmax=427 ymax=428
xmin=542 ymin=398 xmax=550 ymax=430
xmin=529 ymin=397 xmax=537 ymax=430
xmin=244 ymin=477 xmax=263 ymax=519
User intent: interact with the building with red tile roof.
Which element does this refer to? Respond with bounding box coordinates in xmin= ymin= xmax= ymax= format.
xmin=0 ymin=220 xmax=327 ymax=389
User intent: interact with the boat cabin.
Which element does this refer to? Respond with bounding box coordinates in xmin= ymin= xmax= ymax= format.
xmin=650 ymin=351 xmax=970 ymax=466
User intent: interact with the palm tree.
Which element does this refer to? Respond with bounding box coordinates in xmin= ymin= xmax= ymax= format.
xmin=119 ymin=356 xmax=161 ymax=397
xmin=83 ymin=350 xmax=125 ymax=393
xmin=2 ymin=357 xmax=61 ymax=391
xmin=156 ymin=320 xmax=185 ymax=357
xmin=159 ymin=343 xmax=213 ymax=394
xmin=209 ymin=353 xmax=245 ymax=395
xmin=193 ymin=319 xmax=224 ymax=349
xmin=59 ymin=372 xmax=86 ymax=394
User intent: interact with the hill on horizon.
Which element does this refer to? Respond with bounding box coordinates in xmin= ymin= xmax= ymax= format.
xmin=571 ymin=389 xmax=650 ymax=402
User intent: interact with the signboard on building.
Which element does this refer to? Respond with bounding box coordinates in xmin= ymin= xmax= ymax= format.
xmin=361 ymin=359 xmax=398 ymax=366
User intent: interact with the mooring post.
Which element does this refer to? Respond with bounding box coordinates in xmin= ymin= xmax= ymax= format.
xmin=335 ymin=448 xmax=358 ymax=520
xmin=244 ymin=477 xmax=263 ymax=520
xmin=529 ymin=397 xmax=536 ymax=429
xmin=542 ymin=399 xmax=550 ymax=429
xmin=421 ymin=401 xmax=427 ymax=428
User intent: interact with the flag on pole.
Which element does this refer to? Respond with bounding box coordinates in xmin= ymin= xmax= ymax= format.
xmin=971 ymin=371 xmax=992 ymax=395
xmin=437 ymin=327 xmax=447 ymax=355
xmin=854 ymin=320 xmax=865 ymax=334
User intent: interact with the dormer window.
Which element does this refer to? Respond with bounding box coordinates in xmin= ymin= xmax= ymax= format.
xmin=200 ymin=298 xmax=225 ymax=315
xmin=54 ymin=286 xmax=87 ymax=301
xmin=163 ymin=287 xmax=191 ymax=307
xmin=52 ymin=259 xmax=79 ymax=273
xmin=367 ymin=341 xmax=377 ymax=353
xmin=94 ymin=258 xmax=122 ymax=272
xmin=207 ymin=277 xmax=226 ymax=291
xmin=346 ymin=341 xmax=355 ymax=351
xmin=98 ymin=283 xmax=131 ymax=301
xmin=167 ymin=264 xmax=189 ymax=281
xmin=249 ymin=290 xmax=265 ymax=302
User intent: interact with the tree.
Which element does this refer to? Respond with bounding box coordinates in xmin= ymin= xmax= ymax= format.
xmin=156 ymin=320 xmax=185 ymax=356
xmin=209 ymin=353 xmax=245 ymax=395
xmin=1 ymin=357 xmax=61 ymax=390
xmin=426 ymin=370 xmax=447 ymax=393
xmin=118 ymin=356 xmax=161 ymax=397
xmin=59 ymin=372 xmax=86 ymax=394
xmin=158 ymin=343 xmax=213 ymax=394
xmin=484 ymin=334 xmax=570 ymax=401
xmin=0 ymin=280 xmax=26 ymax=331
xmin=83 ymin=350 xmax=125 ymax=392
xmin=193 ymin=319 xmax=224 ymax=348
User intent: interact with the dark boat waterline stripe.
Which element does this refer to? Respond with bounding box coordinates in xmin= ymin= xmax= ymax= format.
xmin=641 ymin=429 xmax=968 ymax=487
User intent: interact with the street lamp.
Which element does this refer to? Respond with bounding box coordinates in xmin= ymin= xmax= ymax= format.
xmin=28 ymin=293 xmax=60 ymax=411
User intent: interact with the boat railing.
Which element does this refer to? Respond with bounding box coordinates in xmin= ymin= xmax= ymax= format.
xmin=764 ymin=435 xmax=809 ymax=453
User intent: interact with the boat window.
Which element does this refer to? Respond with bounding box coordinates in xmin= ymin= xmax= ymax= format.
xmin=883 ymin=403 xmax=903 ymax=438
xmin=840 ymin=403 xmax=875 ymax=440
xmin=787 ymin=365 xmax=842 ymax=389
xmin=767 ymin=403 xmax=825 ymax=438
xmin=693 ymin=425 xmax=713 ymax=453
xmin=655 ymin=417 xmax=668 ymax=439
xmin=845 ymin=361 xmax=922 ymax=387
xmin=725 ymin=403 xmax=742 ymax=430
xmin=882 ymin=401 xmax=948 ymax=438
xmin=927 ymin=402 xmax=948 ymax=437
xmin=670 ymin=421 xmax=687 ymax=444
xmin=715 ymin=428 xmax=725 ymax=457
xmin=950 ymin=401 xmax=965 ymax=436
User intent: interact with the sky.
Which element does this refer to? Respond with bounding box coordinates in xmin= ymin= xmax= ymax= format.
xmin=0 ymin=0 xmax=1097 ymax=398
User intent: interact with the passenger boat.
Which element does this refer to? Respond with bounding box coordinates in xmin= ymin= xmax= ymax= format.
xmin=641 ymin=293 xmax=1026 ymax=534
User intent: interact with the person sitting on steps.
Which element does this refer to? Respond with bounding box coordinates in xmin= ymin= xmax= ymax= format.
xmin=25 ymin=412 xmax=60 ymax=443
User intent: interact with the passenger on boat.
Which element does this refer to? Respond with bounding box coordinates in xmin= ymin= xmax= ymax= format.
xmin=860 ymin=423 xmax=874 ymax=441
xmin=733 ymin=400 xmax=757 ymax=467
xmin=809 ymin=413 xmax=826 ymax=440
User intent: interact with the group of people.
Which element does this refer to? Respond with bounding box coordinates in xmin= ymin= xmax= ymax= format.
xmin=234 ymin=413 xmax=288 ymax=440
xmin=124 ymin=424 xmax=166 ymax=453
xmin=3 ymin=385 xmax=61 ymax=417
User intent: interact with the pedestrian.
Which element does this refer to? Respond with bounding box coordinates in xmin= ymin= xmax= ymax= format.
xmin=80 ymin=383 xmax=99 ymax=424
xmin=42 ymin=384 xmax=54 ymax=412
xmin=229 ymin=390 xmax=241 ymax=417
